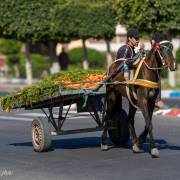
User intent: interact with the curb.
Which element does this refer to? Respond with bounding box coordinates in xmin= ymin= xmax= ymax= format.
xmin=161 ymin=90 xmax=180 ymax=98
xmin=154 ymin=109 xmax=180 ymax=117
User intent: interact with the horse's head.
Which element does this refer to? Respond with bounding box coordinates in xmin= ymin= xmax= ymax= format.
xmin=153 ymin=40 xmax=176 ymax=71
xmin=150 ymin=32 xmax=176 ymax=71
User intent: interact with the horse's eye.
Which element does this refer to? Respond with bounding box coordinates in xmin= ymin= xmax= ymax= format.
xmin=169 ymin=45 xmax=173 ymax=51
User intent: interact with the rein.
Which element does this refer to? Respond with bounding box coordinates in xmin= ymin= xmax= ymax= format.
xmin=143 ymin=60 xmax=168 ymax=70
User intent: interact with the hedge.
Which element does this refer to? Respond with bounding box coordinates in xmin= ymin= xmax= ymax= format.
xmin=69 ymin=47 xmax=106 ymax=68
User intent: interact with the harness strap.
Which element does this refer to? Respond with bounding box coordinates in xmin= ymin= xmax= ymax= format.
xmin=130 ymin=70 xmax=137 ymax=100
xmin=126 ymin=85 xmax=138 ymax=109
xmin=126 ymin=79 xmax=159 ymax=89
xmin=133 ymin=58 xmax=144 ymax=80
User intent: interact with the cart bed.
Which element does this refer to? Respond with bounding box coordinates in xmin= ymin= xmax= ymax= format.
xmin=23 ymin=88 xmax=106 ymax=110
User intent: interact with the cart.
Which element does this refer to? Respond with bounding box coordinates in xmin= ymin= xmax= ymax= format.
xmin=16 ymin=86 xmax=129 ymax=152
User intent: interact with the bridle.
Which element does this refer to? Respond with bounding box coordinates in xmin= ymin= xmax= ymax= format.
xmin=157 ymin=40 xmax=173 ymax=65
xmin=143 ymin=40 xmax=174 ymax=70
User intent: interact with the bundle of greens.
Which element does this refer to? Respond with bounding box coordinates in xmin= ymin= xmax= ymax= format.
xmin=1 ymin=70 xmax=106 ymax=112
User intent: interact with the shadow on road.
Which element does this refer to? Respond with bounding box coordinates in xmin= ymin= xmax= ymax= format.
xmin=9 ymin=137 xmax=112 ymax=150
xmin=9 ymin=137 xmax=180 ymax=152
xmin=142 ymin=139 xmax=180 ymax=152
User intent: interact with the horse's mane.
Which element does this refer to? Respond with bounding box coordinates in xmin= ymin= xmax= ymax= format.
xmin=152 ymin=32 xmax=171 ymax=43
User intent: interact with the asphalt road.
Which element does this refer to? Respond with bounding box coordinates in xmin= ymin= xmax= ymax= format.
xmin=0 ymin=107 xmax=180 ymax=180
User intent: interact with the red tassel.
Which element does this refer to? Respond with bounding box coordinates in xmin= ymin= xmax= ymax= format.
xmin=152 ymin=43 xmax=159 ymax=52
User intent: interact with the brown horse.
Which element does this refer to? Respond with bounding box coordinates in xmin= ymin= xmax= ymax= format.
xmin=101 ymin=39 xmax=176 ymax=157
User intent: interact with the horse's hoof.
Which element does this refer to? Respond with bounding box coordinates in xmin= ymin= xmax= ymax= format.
xmin=132 ymin=144 xmax=141 ymax=153
xmin=151 ymin=148 xmax=159 ymax=158
xmin=101 ymin=144 xmax=108 ymax=151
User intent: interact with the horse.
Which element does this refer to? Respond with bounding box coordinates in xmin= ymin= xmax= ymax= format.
xmin=101 ymin=39 xmax=176 ymax=157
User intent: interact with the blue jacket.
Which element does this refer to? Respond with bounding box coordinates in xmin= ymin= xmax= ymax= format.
xmin=116 ymin=44 xmax=135 ymax=59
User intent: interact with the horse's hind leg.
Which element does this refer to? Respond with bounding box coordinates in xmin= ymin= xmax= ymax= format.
xmin=101 ymin=87 xmax=116 ymax=151
xmin=128 ymin=103 xmax=140 ymax=153
xmin=101 ymin=116 xmax=109 ymax=151
xmin=138 ymin=128 xmax=148 ymax=148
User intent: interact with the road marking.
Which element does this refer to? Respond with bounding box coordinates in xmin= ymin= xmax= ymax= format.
xmin=18 ymin=111 xmax=84 ymax=117
xmin=18 ymin=112 xmax=92 ymax=118
xmin=153 ymin=109 xmax=171 ymax=115
xmin=153 ymin=109 xmax=180 ymax=117
xmin=0 ymin=114 xmax=91 ymax=122
xmin=0 ymin=115 xmax=33 ymax=121
xmin=18 ymin=113 xmax=49 ymax=117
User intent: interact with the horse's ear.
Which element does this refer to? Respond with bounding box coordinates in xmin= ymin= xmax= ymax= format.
xmin=152 ymin=43 xmax=159 ymax=52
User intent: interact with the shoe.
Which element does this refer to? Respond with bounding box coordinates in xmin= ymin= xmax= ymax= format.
xmin=155 ymin=101 xmax=169 ymax=109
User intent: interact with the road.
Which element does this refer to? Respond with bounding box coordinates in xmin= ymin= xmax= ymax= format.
xmin=0 ymin=104 xmax=180 ymax=180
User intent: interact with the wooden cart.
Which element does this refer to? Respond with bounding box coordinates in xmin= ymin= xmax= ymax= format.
xmin=19 ymin=87 xmax=129 ymax=152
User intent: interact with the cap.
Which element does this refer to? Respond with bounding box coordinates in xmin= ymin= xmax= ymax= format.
xmin=127 ymin=28 xmax=141 ymax=40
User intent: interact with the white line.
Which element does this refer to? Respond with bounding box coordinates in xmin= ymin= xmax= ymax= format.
xmin=18 ymin=113 xmax=47 ymax=117
xmin=153 ymin=109 xmax=172 ymax=115
xmin=0 ymin=114 xmax=90 ymax=122
xmin=18 ymin=111 xmax=89 ymax=117
xmin=0 ymin=116 xmax=33 ymax=121
xmin=69 ymin=116 xmax=90 ymax=119
xmin=53 ymin=110 xmax=78 ymax=114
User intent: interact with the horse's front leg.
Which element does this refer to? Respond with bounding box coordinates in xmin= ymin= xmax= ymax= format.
xmin=138 ymin=98 xmax=155 ymax=147
xmin=148 ymin=99 xmax=159 ymax=157
xmin=128 ymin=103 xmax=140 ymax=153
xmin=138 ymin=97 xmax=159 ymax=157
xmin=101 ymin=87 xmax=116 ymax=151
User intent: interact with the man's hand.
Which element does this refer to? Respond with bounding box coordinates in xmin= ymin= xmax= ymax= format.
xmin=139 ymin=48 xmax=146 ymax=57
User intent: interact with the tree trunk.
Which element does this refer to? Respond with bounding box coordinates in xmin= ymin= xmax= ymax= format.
xmin=106 ymin=40 xmax=112 ymax=69
xmin=49 ymin=41 xmax=60 ymax=74
xmin=82 ymin=39 xmax=89 ymax=70
xmin=25 ymin=42 xmax=33 ymax=85
xmin=168 ymin=38 xmax=180 ymax=87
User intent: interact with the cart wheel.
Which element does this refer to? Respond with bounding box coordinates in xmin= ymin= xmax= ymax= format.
xmin=31 ymin=117 xmax=52 ymax=152
xmin=108 ymin=109 xmax=129 ymax=145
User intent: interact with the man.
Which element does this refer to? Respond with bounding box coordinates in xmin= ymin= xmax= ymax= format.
xmin=58 ymin=47 xmax=70 ymax=70
xmin=116 ymin=28 xmax=141 ymax=67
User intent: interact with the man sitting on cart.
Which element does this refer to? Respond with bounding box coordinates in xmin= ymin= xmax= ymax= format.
xmin=116 ymin=28 xmax=142 ymax=70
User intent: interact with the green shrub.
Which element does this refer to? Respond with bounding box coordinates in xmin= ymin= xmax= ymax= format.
xmin=69 ymin=47 xmax=106 ymax=68
xmin=160 ymin=69 xmax=168 ymax=78
xmin=0 ymin=38 xmax=22 ymax=77
xmin=19 ymin=53 xmax=51 ymax=78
